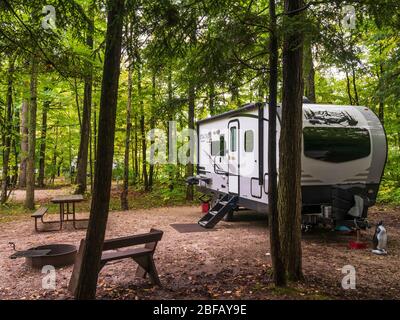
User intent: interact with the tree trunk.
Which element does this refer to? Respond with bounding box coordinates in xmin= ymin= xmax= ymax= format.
xmin=25 ymin=56 xmax=38 ymax=210
xmin=351 ymin=66 xmax=359 ymax=105
xmin=133 ymin=109 xmax=139 ymax=185
xmin=186 ymin=24 xmax=196 ymax=201
xmin=93 ymin=103 xmax=97 ymax=186
xmin=74 ymin=0 xmax=125 ymax=299
xmin=75 ymin=6 xmax=94 ymax=195
xmin=303 ymin=39 xmax=316 ymax=103
xmin=167 ymin=66 xmax=175 ymax=191
xmin=137 ymin=63 xmax=149 ymax=191
xmin=121 ymin=67 xmax=133 ymax=210
xmin=149 ymin=71 xmax=156 ymax=189
xmin=69 ymin=126 xmax=73 ymax=184
xmin=345 ymin=70 xmax=354 ymax=105
xmin=37 ymin=97 xmax=49 ymax=188
xmin=209 ymin=81 xmax=215 ymax=115
xmin=51 ymin=126 xmax=58 ymax=185
xmin=1 ymin=56 xmax=15 ymax=204
xmin=186 ymin=82 xmax=195 ymax=201
xmin=268 ymin=0 xmax=286 ymax=287
xmin=19 ymin=98 xmax=29 ymax=188
xmin=378 ymin=56 xmax=384 ymax=123
xmin=11 ymin=107 xmax=20 ymax=188
xmin=278 ymin=0 xmax=304 ymax=282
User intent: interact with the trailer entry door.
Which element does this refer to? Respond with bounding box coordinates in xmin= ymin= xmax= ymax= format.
xmin=228 ymin=121 xmax=239 ymax=194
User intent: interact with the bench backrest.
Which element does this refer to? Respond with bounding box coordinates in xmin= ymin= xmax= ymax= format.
xmin=102 ymin=228 xmax=163 ymax=252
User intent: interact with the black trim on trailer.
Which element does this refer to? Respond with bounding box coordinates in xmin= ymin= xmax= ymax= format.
xmin=373 ymin=110 xmax=389 ymax=199
xmin=197 ymin=103 xmax=260 ymax=125
xmin=258 ymin=103 xmax=264 ymax=185
xmin=227 ymin=119 xmax=240 ymax=196
xmin=233 ymin=114 xmax=269 ymax=122
xmin=196 ymin=124 xmax=200 ymax=175
xmin=263 ymin=173 xmax=269 ymax=195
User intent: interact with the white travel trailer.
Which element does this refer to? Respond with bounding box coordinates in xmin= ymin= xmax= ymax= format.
xmin=189 ymin=102 xmax=387 ymax=229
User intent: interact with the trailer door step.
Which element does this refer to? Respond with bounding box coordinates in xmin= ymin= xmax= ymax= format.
xmin=198 ymin=194 xmax=238 ymax=229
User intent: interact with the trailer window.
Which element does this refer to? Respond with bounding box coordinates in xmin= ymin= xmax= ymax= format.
xmin=211 ymin=141 xmax=220 ymax=156
xmin=220 ymin=135 xmax=226 ymax=156
xmin=211 ymin=135 xmax=226 ymax=156
xmin=303 ymin=127 xmax=371 ymax=163
xmin=230 ymin=127 xmax=237 ymax=152
xmin=244 ymin=130 xmax=254 ymax=152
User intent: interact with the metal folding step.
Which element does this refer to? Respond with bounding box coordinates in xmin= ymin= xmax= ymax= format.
xmin=198 ymin=194 xmax=238 ymax=229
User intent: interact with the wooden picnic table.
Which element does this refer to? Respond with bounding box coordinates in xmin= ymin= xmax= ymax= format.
xmin=51 ymin=195 xmax=86 ymax=229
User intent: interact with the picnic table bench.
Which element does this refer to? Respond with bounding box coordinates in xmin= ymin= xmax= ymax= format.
xmin=69 ymin=228 xmax=164 ymax=295
xmin=31 ymin=195 xmax=87 ymax=232
xmin=31 ymin=206 xmax=62 ymax=232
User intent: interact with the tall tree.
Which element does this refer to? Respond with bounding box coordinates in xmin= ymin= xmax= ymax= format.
xmin=278 ymin=0 xmax=305 ymax=281
xmin=74 ymin=0 xmax=125 ymax=299
xmin=138 ymin=61 xmax=149 ymax=191
xmin=19 ymin=97 xmax=29 ymax=188
xmin=121 ymin=66 xmax=133 ymax=210
xmin=303 ymin=39 xmax=316 ymax=102
xmin=75 ymin=3 xmax=95 ymax=195
xmin=148 ymin=71 xmax=156 ymax=189
xmin=1 ymin=55 xmax=16 ymax=203
xmin=268 ymin=0 xmax=286 ymax=287
xmin=37 ymin=96 xmax=49 ymax=188
xmin=25 ymin=55 xmax=39 ymax=210
xmin=186 ymin=19 xmax=197 ymax=201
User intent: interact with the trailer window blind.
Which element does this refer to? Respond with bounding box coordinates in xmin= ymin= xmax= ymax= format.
xmin=211 ymin=135 xmax=226 ymax=156
xmin=230 ymin=127 xmax=237 ymax=152
xmin=211 ymin=141 xmax=220 ymax=156
xmin=303 ymin=127 xmax=371 ymax=163
xmin=244 ymin=130 xmax=254 ymax=152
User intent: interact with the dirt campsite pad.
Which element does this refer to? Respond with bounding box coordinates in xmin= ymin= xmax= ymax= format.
xmin=0 ymin=205 xmax=399 ymax=300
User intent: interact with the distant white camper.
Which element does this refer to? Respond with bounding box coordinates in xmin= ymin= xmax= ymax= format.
xmin=188 ymin=102 xmax=387 ymax=229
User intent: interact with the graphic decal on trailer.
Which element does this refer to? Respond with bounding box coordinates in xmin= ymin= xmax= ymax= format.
xmin=304 ymin=109 xmax=358 ymax=126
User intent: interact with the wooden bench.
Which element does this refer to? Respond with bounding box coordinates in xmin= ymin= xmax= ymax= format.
xmin=69 ymin=228 xmax=164 ymax=295
xmin=31 ymin=206 xmax=61 ymax=232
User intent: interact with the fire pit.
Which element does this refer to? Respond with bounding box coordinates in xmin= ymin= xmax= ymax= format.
xmin=10 ymin=243 xmax=77 ymax=269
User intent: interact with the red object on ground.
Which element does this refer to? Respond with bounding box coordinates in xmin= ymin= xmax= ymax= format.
xmin=201 ymin=202 xmax=210 ymax=213
xmin=348 ymin=241 xmax=368 ymax=250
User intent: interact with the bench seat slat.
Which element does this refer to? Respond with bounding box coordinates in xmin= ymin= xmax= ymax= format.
xmin=101 ymin=247 xmax=153 ymax=263
xmin=102 ymin=230 xmax=163 ymax=251
xmin=31 ymin=207 xmax=48 ymax=218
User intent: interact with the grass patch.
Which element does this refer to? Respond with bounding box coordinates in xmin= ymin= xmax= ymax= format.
xmin=0 ymin=184 xmax=200 ymax=223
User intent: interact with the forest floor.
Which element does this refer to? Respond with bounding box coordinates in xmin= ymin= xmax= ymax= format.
xmin=0 ymin=187 xmax=399 ymax=300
